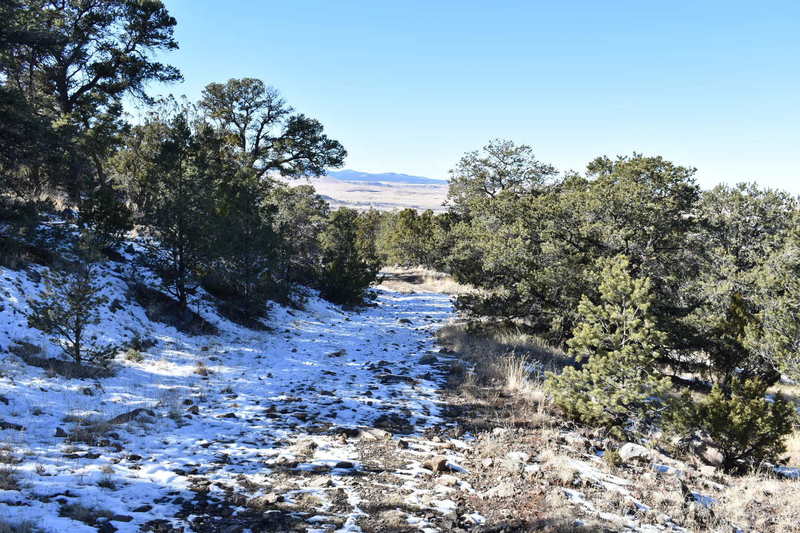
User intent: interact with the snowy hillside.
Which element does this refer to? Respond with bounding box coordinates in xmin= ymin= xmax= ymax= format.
xmin=0 ymin=221 xmax=468 ymax=532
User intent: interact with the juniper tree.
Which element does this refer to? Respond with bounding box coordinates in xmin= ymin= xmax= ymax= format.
xmin=117 ymin=101 xmax=217 ymax=309
xmin=546 ymin=255 xmax=671 ymax=438
xmin=199 ymin=77 xmax=346 ymax=180
xmin=209 ymin=172 xmax=280 ymax=311
xmin=1 ymin=0 xmax=181 ymax=208
xmin=668 ymin=378 xmax=796 ymax=474
xmin=318 ymin=208 xmax=381 ymax=306
xmin=27 ymin=264 xmax=118 ymax=367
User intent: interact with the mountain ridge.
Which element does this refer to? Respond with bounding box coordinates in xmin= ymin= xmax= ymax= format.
xmin=326 ymin=169 xmax=447 ymax=185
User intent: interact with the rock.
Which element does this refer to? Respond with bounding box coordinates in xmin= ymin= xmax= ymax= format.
xmin=698 ymin=464 xmax=718 ymax=476
xmin=424 ymin=456 xmax=450 ymax=473
xmin=132 ymin=505 xmax=153 ymax=513
xmin=291 ymin=439 xmax=318 ymax=456
xmin=481 ymin=457 xmax=494 ymax=468
xmin=54 ymin=427 xmax=68 ymax=438
xmin=111 ymin=515 xmax=134 ymax=523
xmin=619 ymin=443 xmax=651 ymax=463
xmin=0 ymin=420 xmax=24 ymax=431
xmin=187 ymin=405 xmax=199 ymax=415
xmin=334 ymin=461 xmax=354 ymax=469
xmin=218 ymin=412 xmax=238 ymax=419
xmin=485 ymin=482 xmax=516 ymax=498
xmin=106 ymin=408 xmax=156 ymax=426
xmin=503 ymin=451 xmax=531 ymax=472
xmin=358 ymin=428 xmax=391 ymax=441
xmin=506 ymin=451 xmax=531 ymax=463
xmin=397 ymin=439 xmax=410 ymax=449
xmin=309 ymin=477 xmax=333 ymax=488
xmin=419 ymin=353 xmax=438 ymax=365
xmin=248 ymin=493 xmax=283 ymax=508
xmin=700 ymin=446 xmax=724 ymax=468
xmin=438 ymin=474 xmax=459 ymax=487
xmin=523 ymin=464 xmax=541 ymax=476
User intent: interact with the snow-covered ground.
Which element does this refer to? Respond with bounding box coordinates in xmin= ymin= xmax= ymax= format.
xmin=0 ymin=250 xmax=459 ymax=531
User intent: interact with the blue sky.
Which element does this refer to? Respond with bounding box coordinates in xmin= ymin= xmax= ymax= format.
xmin=154 ymin=1 xmax=799 ymax=191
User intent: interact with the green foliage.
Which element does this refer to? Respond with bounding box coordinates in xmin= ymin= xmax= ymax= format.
xmin=1 ymin=0 xmax=181 ymax=202
xmin=446 ymin=139 xmax=557 ymax=215
xmin=199 ymin=77 xmax=346 ymax=179
xmin=118 ymin=101 xmax=217 ymax=308
xmin=0 ymin=86 xmax=68 ymax=201
xmin=270 ymin=184 xmax=331 ymax=294
xmin=27 ymin=264 xmax=118 ymax=367
xmin=207 ymin=172 xmax=280 ymax=312
xmin=318 ymin=208 xmax=381 ymax=306
xmin=668 ymin=378 xmax=797 ymax=474
xmin=546 ymin=256 xmax=671 ymax=438
xmin=377 ymin=208 xmax=446 ymax=268
xmin=678 ymin=183 xmax=800 ymax=385
xmin=2 ymin=0 xmax=180 ymax=116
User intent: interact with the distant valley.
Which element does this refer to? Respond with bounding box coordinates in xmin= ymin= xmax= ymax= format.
xmin=305 ymin=169 xmax=449 ymax=212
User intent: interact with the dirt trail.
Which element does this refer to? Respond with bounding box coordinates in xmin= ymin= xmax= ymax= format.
xmin=136 ymin=290 xmax=479 ymax=533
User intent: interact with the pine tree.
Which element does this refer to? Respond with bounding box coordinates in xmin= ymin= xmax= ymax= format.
xmin=119 ymin=102 xmax=216 ymax=309
xmin=27 ymin=264 xmax=118 ymax=367
xmin=318 ymin=208 xmax=381 ymax=306
xmin=546 ymin=255 xmax=671 ymax=438
xmin=668 ymin=378 xmax=796 ymax=474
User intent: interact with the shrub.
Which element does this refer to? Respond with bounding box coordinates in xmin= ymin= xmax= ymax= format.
xmin=27 ymin=264 xmax=118 ymax=367
xmin=668 ymin=377 xmax=797 ymax=474
xmin=124 ymin=348 xmax=144 ymax=363
xmin=317 ymin=208 xmax=381 ymax=306
xmin=546 ymin=256 xmax=671 ymax=438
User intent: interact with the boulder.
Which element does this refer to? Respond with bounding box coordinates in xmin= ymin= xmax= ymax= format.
xmin=485 ymin=483 xmax=515 ymax=498
xmin=424 ymin=456 xmax=450 ymax=473
xmin=618 ymin=443 xmax=651 ymax=463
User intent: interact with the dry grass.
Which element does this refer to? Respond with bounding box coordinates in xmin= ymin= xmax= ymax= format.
xmin=157 ymin=387 xmax=184 ymax=421
xmin=0 ymin=520 xmax=38 ymax=533
xmin=378 ymin=267 xmax=473 ymax=295
xmin=437 ymin=322 xmax=569 ymax=389
xmin=0 ymin=465 xmax=19 ymax=491
xmin=63 ymin=411 xmax=109 ymax=445
xmin=783 ymin=430 xmax=800 ymax=467
xmin=58 ymin=502 xmax=115 ymax=525
xmin=714 ymin=474 xmax=800 ymax=532
xmin=769 ymin=381 xmax=800 ymax=466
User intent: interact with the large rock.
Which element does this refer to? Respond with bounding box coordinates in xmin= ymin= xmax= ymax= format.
xmin=424 ymin=456 xmax=450 ymax=473
xmin=502 ymin=451 xmax=531 ymax=472
xmin=291 ymin=439 xmax=318 ymax=456
xmin=485 ymin=482 xmax=516 ymax=498
xmin=618 ymin=443 xmax=651 ymax=463
xmin=106 ymin=408 xmax=155 ymax=426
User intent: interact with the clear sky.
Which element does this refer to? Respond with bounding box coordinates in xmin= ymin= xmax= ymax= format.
xmin=154 ymin=0 xmax=799 ymax=192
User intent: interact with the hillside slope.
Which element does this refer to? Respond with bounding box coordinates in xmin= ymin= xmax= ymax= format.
xmin=0 ymin=223 xmax=465 ymax=531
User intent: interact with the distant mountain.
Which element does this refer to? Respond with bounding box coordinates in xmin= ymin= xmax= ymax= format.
xmin=326 ymin=169 xmax=446 ymax=185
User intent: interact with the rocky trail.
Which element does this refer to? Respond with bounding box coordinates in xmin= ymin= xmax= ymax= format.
xmin=0 ymin=282 xmax=492 ymax=532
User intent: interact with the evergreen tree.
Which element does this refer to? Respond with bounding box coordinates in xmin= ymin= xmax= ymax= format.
xmin=669 ymin=378 xmax=796 ymax=474
xmin=270 ymin=184 xmax=331 ymax=292
xmin=27 ymin=264 xmax=118 ymax=367
xmin=318 ymin=208 xmax=381 ymax=306
xmin=209 ymin=171 xmax=280 ymax=311
xmin=119 ymin=102 xmax=216 ymax=309
xmin=199 ymin=77 xmax=346 ymax=179
xmin=546 ymin=255 xmax=671 ymax=438
xmin=378 ymin=208 xmax=440 ymax=267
